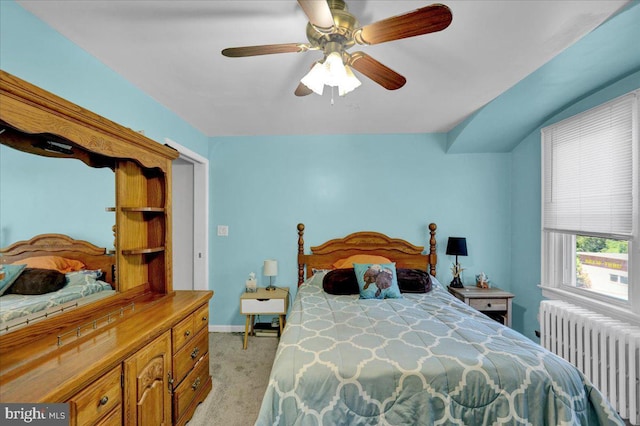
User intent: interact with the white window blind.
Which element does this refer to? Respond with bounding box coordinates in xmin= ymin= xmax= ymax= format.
xmin=542 ymin=93 xmax=635 ymax=238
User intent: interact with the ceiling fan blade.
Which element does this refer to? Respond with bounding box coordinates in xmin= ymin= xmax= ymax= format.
xmin=295 ymin=82 xmax=314 ymax=97
xmin=297 ymin=0 xmax=334 ymax=32
xmin=222 ymin=43 xmax=309 ymax=57
xmin=355 ymin=3 xmax=452 ymax=45
xmin=348 ymin=52 xmax=406 ymax=90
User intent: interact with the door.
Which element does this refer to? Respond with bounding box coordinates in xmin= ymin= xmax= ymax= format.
xmin=172 ymin=158 xmax=194 ymax=290
xmin=166 ymin=139 xmax=209 ymax=291
xmin=123 ymin=331 xmax=172 ymax=425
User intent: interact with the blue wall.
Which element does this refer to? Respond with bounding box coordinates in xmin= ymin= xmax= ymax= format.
xmin=0 ymin=1 xmax=209 ymax=155
xmin=0 ymin=0 xmax=207 ymax=248
xmin=209 ymin=134 xmax=511 ymax=328
xmin=0 ymin=145 xmax=115 ymax=248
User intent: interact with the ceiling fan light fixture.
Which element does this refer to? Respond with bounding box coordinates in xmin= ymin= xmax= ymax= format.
xmin=323 ymin=51 xmax=347 ymax=86
xmin=300 ymin=62 xmax=326 ymax=95
xmin=300 ymin=51 xmax=361 ymax=97
xmin=338 ymin=65 xmax=361 ymax=96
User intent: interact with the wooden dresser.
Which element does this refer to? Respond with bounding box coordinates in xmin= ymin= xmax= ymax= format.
xmin=0 ymin=70 xmax=213 ymax=425
xmin=0 ymin=292 xmax=212 ymax=425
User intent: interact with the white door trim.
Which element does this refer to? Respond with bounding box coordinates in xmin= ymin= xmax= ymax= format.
xmin=165 ymin=138 xmax=209 ymax=291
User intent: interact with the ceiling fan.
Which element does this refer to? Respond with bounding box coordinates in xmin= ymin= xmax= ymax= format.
xmin=221 ymin=0 xmax=452 ymax=97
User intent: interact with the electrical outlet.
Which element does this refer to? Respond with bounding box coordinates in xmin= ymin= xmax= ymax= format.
xmin=217 ymin=225 xmax=228 ymax=237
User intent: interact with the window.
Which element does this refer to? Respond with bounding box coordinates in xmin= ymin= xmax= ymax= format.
xmin=541 ymin=90 xmax=639 ymax=318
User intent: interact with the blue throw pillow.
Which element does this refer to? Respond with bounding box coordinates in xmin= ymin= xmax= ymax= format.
xmin=0 ymin=264 xmax=27 ymax=296
xmin=353 ymin=263 xmax=402 ymax=300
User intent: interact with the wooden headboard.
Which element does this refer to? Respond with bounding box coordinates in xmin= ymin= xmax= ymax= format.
xmin=297 ymin=223 xmax=437 ymax=286
xmin=0 ymin=234 xmax=115 ymax=286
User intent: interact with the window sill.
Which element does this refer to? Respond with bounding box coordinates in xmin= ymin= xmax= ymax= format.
xmin=540 ymin=286 xmax=640 ymax=327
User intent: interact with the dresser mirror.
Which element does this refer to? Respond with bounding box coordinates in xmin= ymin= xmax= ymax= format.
xmin=0 ymin=123 xmax=118 ymax=332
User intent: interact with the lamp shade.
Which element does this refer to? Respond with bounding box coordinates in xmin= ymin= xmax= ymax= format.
xmin=446 ymin=237 xmax=468 ymax=256
xmin=300 ymin=51 xmax=362 ymax=97
xmin=263 ymin=259 xmax=278 ymax=277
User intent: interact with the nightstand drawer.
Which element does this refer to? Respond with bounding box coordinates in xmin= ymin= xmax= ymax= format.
xmin=241 ymin=298 xmax=285 ymax=314
xmin=469 ymin=298 xmax=507 ymax=311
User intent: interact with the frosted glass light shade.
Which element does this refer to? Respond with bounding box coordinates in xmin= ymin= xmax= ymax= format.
xmin=300 ymin=52 xmax=361 ymax=97
xmin=300 ymin=62 xmax=326 ymax=95
xmin=338 ymin=65 xmax=361 ymax=96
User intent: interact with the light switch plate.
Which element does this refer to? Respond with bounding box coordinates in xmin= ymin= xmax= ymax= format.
xmin=217 ymin=225 xmax=229 ymax=237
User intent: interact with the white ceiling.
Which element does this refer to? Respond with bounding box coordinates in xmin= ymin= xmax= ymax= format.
xmin=17 ymin=0 xmax=630 ymax=138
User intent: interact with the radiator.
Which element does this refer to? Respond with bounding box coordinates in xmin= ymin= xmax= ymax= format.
xmin=540 ymin=300 xmax=640 ymax=425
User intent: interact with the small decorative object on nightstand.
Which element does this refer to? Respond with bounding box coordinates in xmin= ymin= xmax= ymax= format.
xmin=245 ymin=272 xmax=257 ymax=292
xmin=448 ymin=286 xmax=514 ymax=327
xmin=240 ymin=287 xmax=289 ymax=349
xmin=476 ymin=272 xmax=490 ymax=289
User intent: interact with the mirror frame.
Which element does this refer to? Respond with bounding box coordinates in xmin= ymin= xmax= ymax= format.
xmin=0 ymin=70 xmax=178 ymax=349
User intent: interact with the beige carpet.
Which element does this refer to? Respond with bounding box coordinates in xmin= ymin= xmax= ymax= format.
xmin=186 ymin=332 xmax=279 ymax=426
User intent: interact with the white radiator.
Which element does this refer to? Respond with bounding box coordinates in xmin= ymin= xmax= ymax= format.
xmin=540 ymin=300 xmax=640 ymax=425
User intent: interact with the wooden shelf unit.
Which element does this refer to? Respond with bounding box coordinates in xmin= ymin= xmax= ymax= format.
xmin=0 ymin=70 xmax=213 ymax=425
xmin=115 ymin=160 xmax=172 ymax=294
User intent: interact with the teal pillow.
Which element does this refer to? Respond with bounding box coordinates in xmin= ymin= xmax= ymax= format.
xmin=0 ymin=264 xmax=27 ymax=296
xmin=353 ymin=263 xmax=402 ymax=300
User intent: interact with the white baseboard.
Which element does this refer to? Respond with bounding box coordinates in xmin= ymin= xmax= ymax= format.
xmin=208 ymin=325 xmax=245 ymax=333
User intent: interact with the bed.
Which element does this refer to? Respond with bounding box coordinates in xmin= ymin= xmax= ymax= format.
xmin=0 ymin=234 xmax=116 ymax=332
xmin=256 ymin=223 xmax=623 ymax=425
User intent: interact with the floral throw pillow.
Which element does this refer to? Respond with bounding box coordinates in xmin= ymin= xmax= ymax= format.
xmin=353 ymin=263 xmax=402 ymax=300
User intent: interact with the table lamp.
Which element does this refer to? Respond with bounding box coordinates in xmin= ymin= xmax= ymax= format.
xmin=446 ymin=237 xmax=467 ymax=288
xmin=264 ymin=259 xmax=278 ymax=291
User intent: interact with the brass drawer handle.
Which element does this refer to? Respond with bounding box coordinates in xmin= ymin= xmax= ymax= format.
xmin=191 ymin=377 xmax=201 ymax=391
xmin=99 ymin=396 xmax=109 ymax=406
xmin=191 ymin=347 xmax=200 ymax=359
xmin=202 ymin=316 xmax=208 ymax=322
xmin=184 ymin=330 xmax=191 ymax=337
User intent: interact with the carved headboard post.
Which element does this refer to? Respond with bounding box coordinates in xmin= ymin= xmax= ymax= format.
xmin=297 ymin=223 xmax=305 ymax=286
xmin=428 ymin=223 xmax=437 ymax=277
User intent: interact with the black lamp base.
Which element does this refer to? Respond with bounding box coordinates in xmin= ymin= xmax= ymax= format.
xmin=449 ymin=277 xmax=464 ymax=288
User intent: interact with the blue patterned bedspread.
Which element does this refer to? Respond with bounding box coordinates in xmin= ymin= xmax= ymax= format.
xmin=257 ymin=274 xmax=623 ymax=425
xmin=0 ymin=273 xmax=114 ymax=325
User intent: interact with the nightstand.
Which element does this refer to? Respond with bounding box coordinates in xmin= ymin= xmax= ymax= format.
xmin=448 ymin=286 xmax=514 ymax=327
xmin=240 ymin=287 xmax=289 ymax=349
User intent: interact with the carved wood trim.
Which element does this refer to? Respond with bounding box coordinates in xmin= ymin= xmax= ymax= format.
xmin=0 ymin=70 xmax=178 ymax=171
xmin=0 ymin=233 xmax=115 ymax=285
xmin=297 ymin=223 xmax=438 ymax=285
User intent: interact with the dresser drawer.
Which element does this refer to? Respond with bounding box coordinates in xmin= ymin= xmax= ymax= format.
xmin=173 ymin=353 xmax=211 ymax=423
xmin=95 ymin=406 xmax=121 ymax=426
xmin=194 ymin=303 xmax=209 ymax=333
xmin=469 ymin=298 xmax=507 ymax=312
xmin=173 ymin=314 xmax=195 ymax=352
xmin=241 ymin=298 xmax=285 ymax=314
xmin=174 ymin=327 xmax=208 ymax=385
xmin=68 ymin=365 xmax=122 ymax=426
